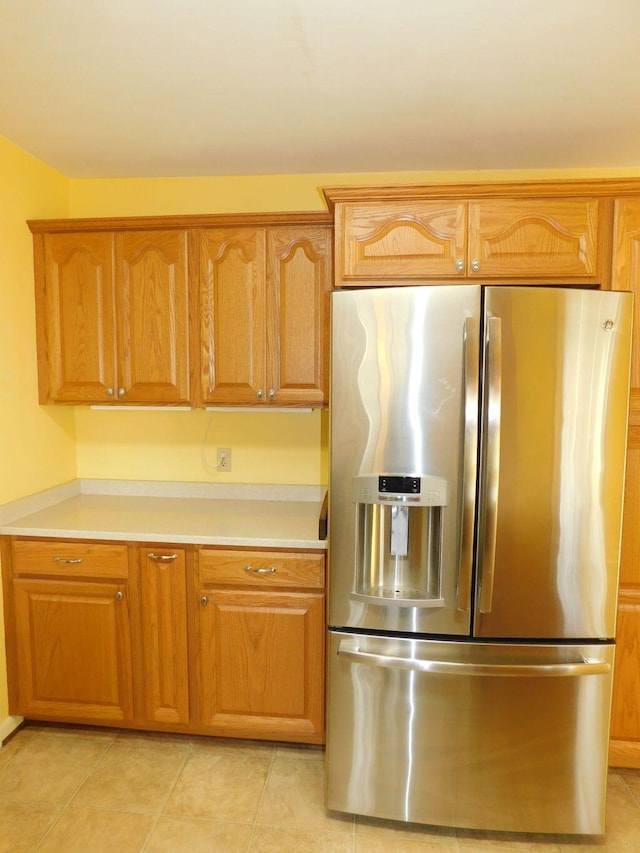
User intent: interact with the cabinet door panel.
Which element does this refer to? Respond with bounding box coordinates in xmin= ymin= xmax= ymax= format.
xmin=468 ymin=199 xmax=599 ymax=278
xmin=338 ymin=201 xmax=466 ymax=282
xmin=13 ymin=578 xmax=133 ymax=721
xmin=613 ymin=199 xmax=640 ymax=387
xmin=116 ymin=230 xmax=190 ymax=403
xmin=620 ymin=411 xmax=640 ymax=588
xmin=139 ymin=548 xmax=189 ymax=724
xmin=199 ymin=228 xmax=266 ymax=404
xmin=267 ymin=226 xmax=331 ymax=405
xmin=611 ymin=591 xmax=640 ymax=743
xmin=41 ymin=232 xmax=116 ymax=402
xmin=198 ymin=589 xmax=324 ymax=739
xmin=610 ymin=197 xmax=640 ymax=766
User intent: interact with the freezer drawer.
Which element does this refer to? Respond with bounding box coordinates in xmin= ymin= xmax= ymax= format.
xmin=326 ymin=632 xmax=614 ymax=834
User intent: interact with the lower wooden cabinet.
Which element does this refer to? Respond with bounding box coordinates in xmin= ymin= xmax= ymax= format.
xmin=2 ymin=537 xmax=326 ymax=744
xmin=197 ymin=589 xmax=324 ymax=740
xmin=195 ymin=548 xmax=325 ymax=742
xmin=137 ymin=547 xmax=190 ymax=726
xmin=12 ymin=577 xmax=134 ymax=723
xmin=610 ymin=590 xmax=640 ymax=767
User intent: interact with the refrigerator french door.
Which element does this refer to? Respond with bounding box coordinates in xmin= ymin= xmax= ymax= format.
xmin=326 ymin=285 xmax=633 ymax=835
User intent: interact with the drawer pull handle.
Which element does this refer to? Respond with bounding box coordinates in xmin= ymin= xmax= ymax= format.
xmin=245 ymin=565 xmax=277 ymax=575
xmin=53 ymin=557 xmax=83 ymax=564
xmin=147 ymin=553 xmax=178 ymax=562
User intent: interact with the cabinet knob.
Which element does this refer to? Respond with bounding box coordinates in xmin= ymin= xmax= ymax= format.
xmin=268 ymin=389 xmax=276 ymax=400
xmin=118 ymin=388 xmax=126 ymax=398
xmin=147 ymin=552 xmax=178 ymax=563
xmin=256 ymin=389 xmax=263 ymax=399
xmin=116 ymin=591 xmax=124 ymax=602
xmin=107 ymin=387 xmax=115 ymax=397
xmin=200 ymin=595 xmax=209 ymax=607
xmin=456 ymin=259 xmax=465 ymax=273
xmin=471 ymin=258 xmax=480 ymax=273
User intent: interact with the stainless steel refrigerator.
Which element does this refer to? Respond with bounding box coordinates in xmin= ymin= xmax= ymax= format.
xmin=326 ymin=285 xmax=633 ymax=835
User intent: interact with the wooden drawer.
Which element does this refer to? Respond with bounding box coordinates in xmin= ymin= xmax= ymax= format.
xmin=199 ymin=549 xmax=325 ymax=589
xmin=11 ymin=540 xmax=129 ymax=579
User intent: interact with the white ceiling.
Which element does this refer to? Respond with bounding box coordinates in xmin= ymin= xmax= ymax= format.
xmin=1 ymin=0 xmax=639 ymax=179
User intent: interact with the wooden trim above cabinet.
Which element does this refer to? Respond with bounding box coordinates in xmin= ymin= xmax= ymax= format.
xmin=27 ymin=210 xmax=333 ymax=234
xmin=322 ymin=177 xmax=640 ymax=210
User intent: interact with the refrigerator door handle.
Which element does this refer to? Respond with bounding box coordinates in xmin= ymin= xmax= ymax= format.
xmin=457 ymin=316 xmax=480 ymax=612
xmin=337 ymin=642 xmax=611 ymax=677
xmin=479 ymin=315 xmax=502 ymax=614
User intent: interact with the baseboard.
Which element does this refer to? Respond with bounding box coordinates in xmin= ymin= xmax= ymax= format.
xmin=609 ymin=739 xmax=640 ymax=769
xmin=0 ymin=714 xmax=24 ymax=745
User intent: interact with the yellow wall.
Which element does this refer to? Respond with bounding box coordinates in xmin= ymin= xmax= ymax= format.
xmin=68 ymin=167 xmax=640 ymax=218
xmin=0 ymin=137 xmax=75 ymax=502
xmin=0 ymin=136 xmax=73 ymax=722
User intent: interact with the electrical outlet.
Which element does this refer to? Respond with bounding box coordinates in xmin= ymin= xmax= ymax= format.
xmin=216 ymin=448 xmax=231 ymax=472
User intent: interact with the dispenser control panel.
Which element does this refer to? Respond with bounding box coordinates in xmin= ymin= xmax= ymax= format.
xmin=353 ymin=474 xmax=448 ymax=506
xmin=379 ymin=476 xmax=420 ymax=494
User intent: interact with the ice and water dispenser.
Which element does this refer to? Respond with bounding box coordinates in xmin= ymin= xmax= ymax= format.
xmin=352 ymin=474 xmax=447 ymax=607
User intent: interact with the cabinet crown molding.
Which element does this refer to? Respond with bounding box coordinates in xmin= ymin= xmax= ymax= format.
xmin=27 ymin=210 xmax=333 ymax=234
xmin=322 ymin=178 xmax=640 ymax=211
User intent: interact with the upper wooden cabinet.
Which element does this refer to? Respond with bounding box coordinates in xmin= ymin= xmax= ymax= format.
xmin=198 ymin=223 xmax=331 ymax=406
xmin=331 ymin=197 xmax=601 ymax=285
xmin=197 ymin=227 xmax=266 ymax=405
xmin=37 ymin=231 xmax=116 ymax=403
xmin=468 ymin=199 xmax=598 ymax=278
xmin=34 ymin=228 xmax=190 ymax=404
xmin=115 ymin=231 xmax=190 ymax=404
xmin=320 ymin=180 xmax=640 ymax=288
xmin=29 ymin=212 xmax=332 ymax=407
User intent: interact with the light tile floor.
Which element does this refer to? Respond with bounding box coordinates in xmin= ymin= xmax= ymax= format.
xmin=0 ymin=722 xmax=639 ymax=852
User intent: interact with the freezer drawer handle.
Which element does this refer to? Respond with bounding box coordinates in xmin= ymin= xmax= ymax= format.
xmin=337 ymin=643 xmax=611 ymax=677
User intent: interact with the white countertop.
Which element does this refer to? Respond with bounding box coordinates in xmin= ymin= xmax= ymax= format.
xmin=0 ymin=481 xmax=328 ymax=550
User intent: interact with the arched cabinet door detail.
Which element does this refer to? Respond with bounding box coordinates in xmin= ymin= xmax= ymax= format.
xmin=40 ymin=231 xmax=116 ymax=403
xmin=36 ymin=228 xmax=190 ymax=404
xmin=327 ymin=191 xmax=604 ymax=287
xmin=198 ymin=227 xmax=267 ymax=404
xmin=198 ymin=224 xmax=331 ymax=407
xmin=468 ymin=199 xmax=599 ymax=277
xmin=116 ymin=230 xmax=190 ymax=403
xmin=338 ymin=201 xmax=467 ymax=280
xmin=267 ymin=226 xmax=332 ymax=406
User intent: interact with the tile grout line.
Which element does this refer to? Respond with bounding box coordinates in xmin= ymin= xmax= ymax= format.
xmin=246 ymin=744 xmax=278 ymax=851
xmin=620 ymin=773 xmax=640 ymax=810
xmin=31 ymin=727 xmax=118 ymax=852
xmin=138 ymin=736 xmax=198 ymax=853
